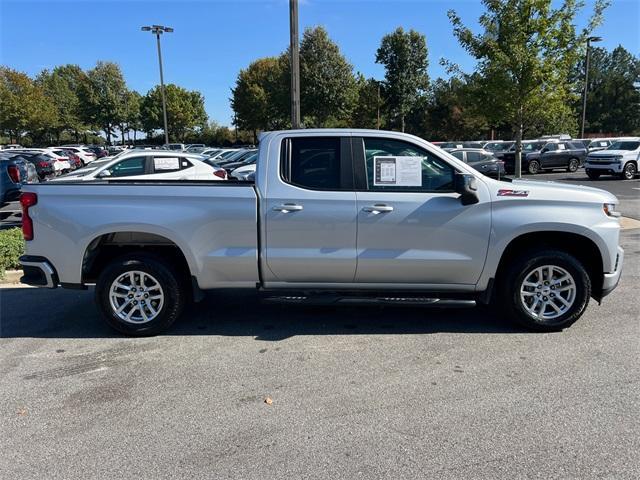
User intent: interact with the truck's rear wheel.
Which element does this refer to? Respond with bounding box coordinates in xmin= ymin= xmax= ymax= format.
xmin=499 ymin=250 xmax=591 ymax=332
xmin=95 ymin=254 xmax=186 ymax=336
xmin=567 ymin=158 xmax=580 ymax=172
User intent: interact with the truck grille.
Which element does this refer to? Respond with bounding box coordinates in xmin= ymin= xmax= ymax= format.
xmin=588 ymin=156 xmax=617 ymax=164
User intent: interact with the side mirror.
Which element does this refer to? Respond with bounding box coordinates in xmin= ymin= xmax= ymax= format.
xmin=541 ymin=147 xmax=548 ymax=153
xmin=454 ymin=173 xmax=479 ymax=206
xmin=97 ymin=170 xmax=112 ymax=178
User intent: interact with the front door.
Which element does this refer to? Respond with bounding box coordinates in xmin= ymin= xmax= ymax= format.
xmin=352 ymin=137 xmax=492 ymax=286
xmin=263 ymin=136 xmax=358 ymax=284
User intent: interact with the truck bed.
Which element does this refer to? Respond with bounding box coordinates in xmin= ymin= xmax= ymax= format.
xmin=24 ymin=181 xmax=260 ymax=288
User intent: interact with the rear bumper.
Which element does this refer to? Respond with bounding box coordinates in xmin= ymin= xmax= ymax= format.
xmin=19 ymin=255 xmax=58 ymax=288
xmin=600 ymin=246 xmax=624 ymax=299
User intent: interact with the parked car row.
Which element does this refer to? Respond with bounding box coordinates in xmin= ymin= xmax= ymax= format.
xmin=0 ymin=151 xmax=39 ymax=205
xmin=433 ymin=136 xmax=638 ymax=180
xmin=52 ymin=149 xmax=228 ymax=182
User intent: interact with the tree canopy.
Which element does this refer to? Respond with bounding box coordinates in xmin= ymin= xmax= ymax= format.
xmin=375 ymin=27 xmax=429 ymax=132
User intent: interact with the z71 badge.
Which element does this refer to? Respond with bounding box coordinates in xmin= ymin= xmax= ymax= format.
xmin=497 ymin=189 xmax=529 ymax=197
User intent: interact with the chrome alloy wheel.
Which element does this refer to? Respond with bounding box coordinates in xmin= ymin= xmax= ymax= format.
xmin=109 ymin=271 xmax=164 ymax=324
xmin=519 ymin=265 xmax=576 ymax=321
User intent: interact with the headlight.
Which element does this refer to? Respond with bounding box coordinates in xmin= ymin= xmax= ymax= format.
xmin=603 ymin=203 xmax=621 ymax=218
xmin=613 ymin=155 xmax=624 ymax=160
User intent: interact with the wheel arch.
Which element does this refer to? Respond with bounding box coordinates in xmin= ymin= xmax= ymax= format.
xmin=81 ymin=231 xmax=197 ymax=296
xmin=493 ymin=231 xmax=604 ymax=300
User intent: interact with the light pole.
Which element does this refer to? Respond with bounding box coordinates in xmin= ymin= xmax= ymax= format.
xmin=142 ymin=25 xmax=173 ymax=145
xmin=581 ymin=35 xmax=602 ymax=139
xmin=289 ymin=0 xmax=301 ymax=129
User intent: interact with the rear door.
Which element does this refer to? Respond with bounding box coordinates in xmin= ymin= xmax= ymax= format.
xmin=352 ymin=136 xmax=492 ymax=285
xmin=263 ymin=136 xmax=358 ymax=284
xmin=145 ymin=155 xmax=198 ymax=180
xmin=541 ymin=143 xmax=561 ymax=168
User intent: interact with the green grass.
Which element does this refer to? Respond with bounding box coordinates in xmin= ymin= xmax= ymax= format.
xmin=0 ymin=228 xmax=24 ymax=279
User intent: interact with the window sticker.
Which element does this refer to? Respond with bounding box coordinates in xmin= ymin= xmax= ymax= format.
xmin=373 ymin=156 xmax=422 ymax=187
xmin=557 ymin=144 xmax=566 ymax=150
xmin=154 ymin=157 xmax=180 ymax=170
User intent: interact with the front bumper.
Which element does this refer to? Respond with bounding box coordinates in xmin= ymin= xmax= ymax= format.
xmin=600 ymin=246 xmax=624 ymax=299
xmin=585 ymin=162 xmax=623 ymax=173
xmin=19 ymin=255 xmax=58 ymax=288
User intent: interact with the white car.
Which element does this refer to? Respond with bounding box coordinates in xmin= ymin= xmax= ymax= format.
xmin=51 ymin=150 xmax=227 ymax=182
xmin=586 ymin=138 xmax=618 ymax=153
xmin=230 ymin=162 xmax=256 ymax=180
xmin=585 ymin=137 xmax=640 ymax=180
xmin=59 ymin=146 xmax=97 ymax=165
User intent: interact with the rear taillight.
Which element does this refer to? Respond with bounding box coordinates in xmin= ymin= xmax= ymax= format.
xmin=39 ymin=161 xmax=50 ymax=167
xmin=214 ymin=169 xmax=227 ymax=179
xmin=20 ymin=192 xmax=37 ymax=241
xmin=7 ymin=165 xmax=21 ymax=183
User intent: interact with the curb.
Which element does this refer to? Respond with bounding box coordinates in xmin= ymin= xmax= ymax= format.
xmin=1 ymin=269 xmax=23 ymax=285
xmin=621 ymin=217 xmax=640 ymax=230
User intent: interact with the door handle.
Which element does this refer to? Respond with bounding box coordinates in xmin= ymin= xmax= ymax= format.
xmin=362 ymin=204 xmax=394 ymax=214
xmin=273 ymin=203 xmax=303 ymax=213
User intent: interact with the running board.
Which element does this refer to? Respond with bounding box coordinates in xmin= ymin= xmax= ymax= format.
xmin=262 ymin=295 xmax=476 ymax=308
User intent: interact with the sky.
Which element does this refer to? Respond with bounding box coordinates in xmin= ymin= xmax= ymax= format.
xmin=1 ymin=0 xmax=639 ymax=127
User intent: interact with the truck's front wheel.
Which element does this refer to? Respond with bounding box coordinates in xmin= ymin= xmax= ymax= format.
xmin=500 ymin=250 xmax=591 ymax=332
xmin=96 ymin=254 xmax=186 ymax=336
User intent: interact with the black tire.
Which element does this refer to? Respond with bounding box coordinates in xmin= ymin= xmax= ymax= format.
xmin=586 ymin=170 xmax=601 ymax=180
xmin=95 ymin=253 xmax=186 ymax=336
xmin=567 ymin=158 xmax=580 ymax=173
xmin=621 ymin=162 xmax=637 ymax=180
xmin=528 ymin=160 xmax=540 ymax=175
xmin=499 ymin=249 xmax=591 ymax=332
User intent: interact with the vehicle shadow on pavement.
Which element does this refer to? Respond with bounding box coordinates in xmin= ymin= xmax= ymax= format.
xmin=0 ymin=287 xmax=527 ymax=339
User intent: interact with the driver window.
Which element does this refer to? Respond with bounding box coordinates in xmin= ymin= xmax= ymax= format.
xmin=363 ymin=138 xmax=455 ymax=192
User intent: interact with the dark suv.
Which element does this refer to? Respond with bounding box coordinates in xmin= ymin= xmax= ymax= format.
xmin=503 ymin=141 xmax=587 ymax=174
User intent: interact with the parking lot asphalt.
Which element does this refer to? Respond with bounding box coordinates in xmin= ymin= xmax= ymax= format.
xmin=1 ymin=170 xmax=638 ymax=479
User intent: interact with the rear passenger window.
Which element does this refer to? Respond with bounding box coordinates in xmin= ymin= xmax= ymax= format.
xmin=282 ymin=137 xmax=341 ymax=190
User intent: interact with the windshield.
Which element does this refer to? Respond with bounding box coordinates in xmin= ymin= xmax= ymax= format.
xmin=484 ymin=142 xmax=512 ymax=151
xmin=521 ymin=142 xmax=545 ymax=151
xmin=607 ymin=141 xmax=639 ymax=151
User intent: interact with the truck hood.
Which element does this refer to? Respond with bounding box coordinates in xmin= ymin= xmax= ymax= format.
xmin=588 ymin=149 xmax=635 ymax=157
xmin=494 ymin=178 xmax=617 ymax=204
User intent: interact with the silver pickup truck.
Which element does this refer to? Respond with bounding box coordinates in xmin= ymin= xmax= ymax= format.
xmin=19 ymin=129 xmax=624 ymax=335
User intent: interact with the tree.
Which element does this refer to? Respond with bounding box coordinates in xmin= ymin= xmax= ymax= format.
xmin=351 ymin=74 xmax=383 ymax=129
xmin=424 ymin=76 xmax=489 ymax=140
xmin=118 ymin=90 xmax=142 ymax=145
xmin=582 ymin=45 xmax=640 ymax=135
xmin=0 ymin=67 xmax=56 ymax=143
xmin=36 ymin=64 xmax=87 ymax=143
xmin=231 ymin=57 xmax=288 ymax=143
xmin=141 ymin=84 xmax=208 ymax=142
xmin=447 ymin=0 xmax=609 ymax=177
xmin=376 ymin=27 xmax=429 ymax=132
xmin=82 ymin=61 xmax=128 ymax=144
xmin=298 ymin=26 xmax=357 ymax=127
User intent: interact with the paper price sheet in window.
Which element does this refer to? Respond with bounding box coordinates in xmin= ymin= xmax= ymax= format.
xmin=373 ymin=156 xmax=422 ymax=187
xmin=154 ymin=157 xmax=180 ymax=171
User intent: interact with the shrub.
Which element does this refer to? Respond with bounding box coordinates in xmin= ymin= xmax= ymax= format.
xmin=0 ymin=228 xmax=24 ymax=279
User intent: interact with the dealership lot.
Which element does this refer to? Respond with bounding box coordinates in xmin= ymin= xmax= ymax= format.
xmin=1 ymin=170 xmax=638 ymax=479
